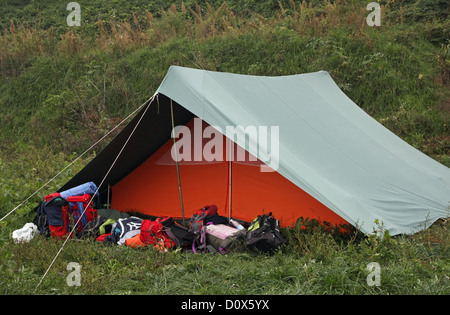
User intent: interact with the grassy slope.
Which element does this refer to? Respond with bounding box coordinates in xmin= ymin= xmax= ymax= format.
xmin=0 ymin=0 xmax=449 ymax=295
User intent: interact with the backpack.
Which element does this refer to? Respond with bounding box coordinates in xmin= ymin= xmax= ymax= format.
xmin=245 ymin=212 xmax=288 ymax=254
xmin=188 ymin=204 xmax=218 ymax=233
xmin=160 ymin=217 xmax=195 ymax=251
xmin=206 ymin=224 xmax=239 ymax=240
xmin=204 ymin=224 xmax=242 ymax=255
xmin=33 ymin=194 xmax=71 ymax=239
xmin=140 ymin=219 xmax=174 ymax=251
xmin=66 ymin=194 xmax=97 ymax=235
xmin=33 ymin=192 xmax=98 ymax=239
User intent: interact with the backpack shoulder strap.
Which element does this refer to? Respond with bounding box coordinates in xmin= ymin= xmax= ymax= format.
xmin=163 ymin=227 xmax=181 ymax=248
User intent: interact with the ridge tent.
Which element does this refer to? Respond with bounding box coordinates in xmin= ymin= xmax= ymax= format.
xmin=60 ymin=66 xmax=450 ymax=236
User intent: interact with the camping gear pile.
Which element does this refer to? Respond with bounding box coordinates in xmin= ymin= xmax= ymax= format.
xmin=15 ymin=182 xmax=288 ymax=255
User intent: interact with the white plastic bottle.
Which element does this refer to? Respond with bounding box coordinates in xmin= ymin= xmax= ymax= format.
xmin=230 ymin=219 xmax=245 ymax=231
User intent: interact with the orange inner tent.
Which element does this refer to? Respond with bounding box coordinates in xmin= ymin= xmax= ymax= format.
xmin=111 ymin=118 xmax=348 ymax=228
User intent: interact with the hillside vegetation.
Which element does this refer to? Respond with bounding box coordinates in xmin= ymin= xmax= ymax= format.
xmin=0 ymin=0 xmax=449 ymax=295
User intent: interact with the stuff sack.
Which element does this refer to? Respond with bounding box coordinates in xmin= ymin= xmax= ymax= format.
xmin=246 ymin=212 xmax=288 ymax=254
xmin=125 ymin=234 xmax=146 ymax=248
xmin=160 ymin=217 xmax=194 ymax=251
xmin=33 ymin=194 xmax=71 ymax=239
xmin=188 ymin=204 xmax=218 ymax=233
xmin=140 ymin=219 xmax=175 ymax=252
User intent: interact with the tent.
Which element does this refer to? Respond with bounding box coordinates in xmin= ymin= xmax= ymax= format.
xmin=60 ymin=66 xmax=450 ymax=236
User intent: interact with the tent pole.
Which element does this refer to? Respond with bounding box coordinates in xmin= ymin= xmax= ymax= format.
xmin=228 ymin=138 xmax=232 ymax=221
xmin=170 ymin=99 xmax=186 ymax=224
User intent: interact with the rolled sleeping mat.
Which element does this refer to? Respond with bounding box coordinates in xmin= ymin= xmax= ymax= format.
xmin=60 ymin=182 xmax=100 ymax=208
xmin=60 ymin=182 xmax=98 ymax=199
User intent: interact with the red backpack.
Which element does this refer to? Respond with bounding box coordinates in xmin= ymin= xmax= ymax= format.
xmin=33 ymin=193 xmax=97 ymax=239
xmin=66 ymin=194 xmax=97 ymax=233
xmin=140 ymin=219 xmax=174 ymax=251
xmin=34 ymin=193 xmax=71 ymax=239
xmin=188 ymin=204 xmax=218 ymax=233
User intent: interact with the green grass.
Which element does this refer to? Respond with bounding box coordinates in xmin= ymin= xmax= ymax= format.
xmin=0 ymin=219 xmax=448 ymax=294
xmin=0 ymin=0 xmax=449 ymax=295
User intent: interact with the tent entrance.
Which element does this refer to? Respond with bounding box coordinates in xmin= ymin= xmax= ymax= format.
xmin=110 ymin=111 xmax=347 ymax=228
